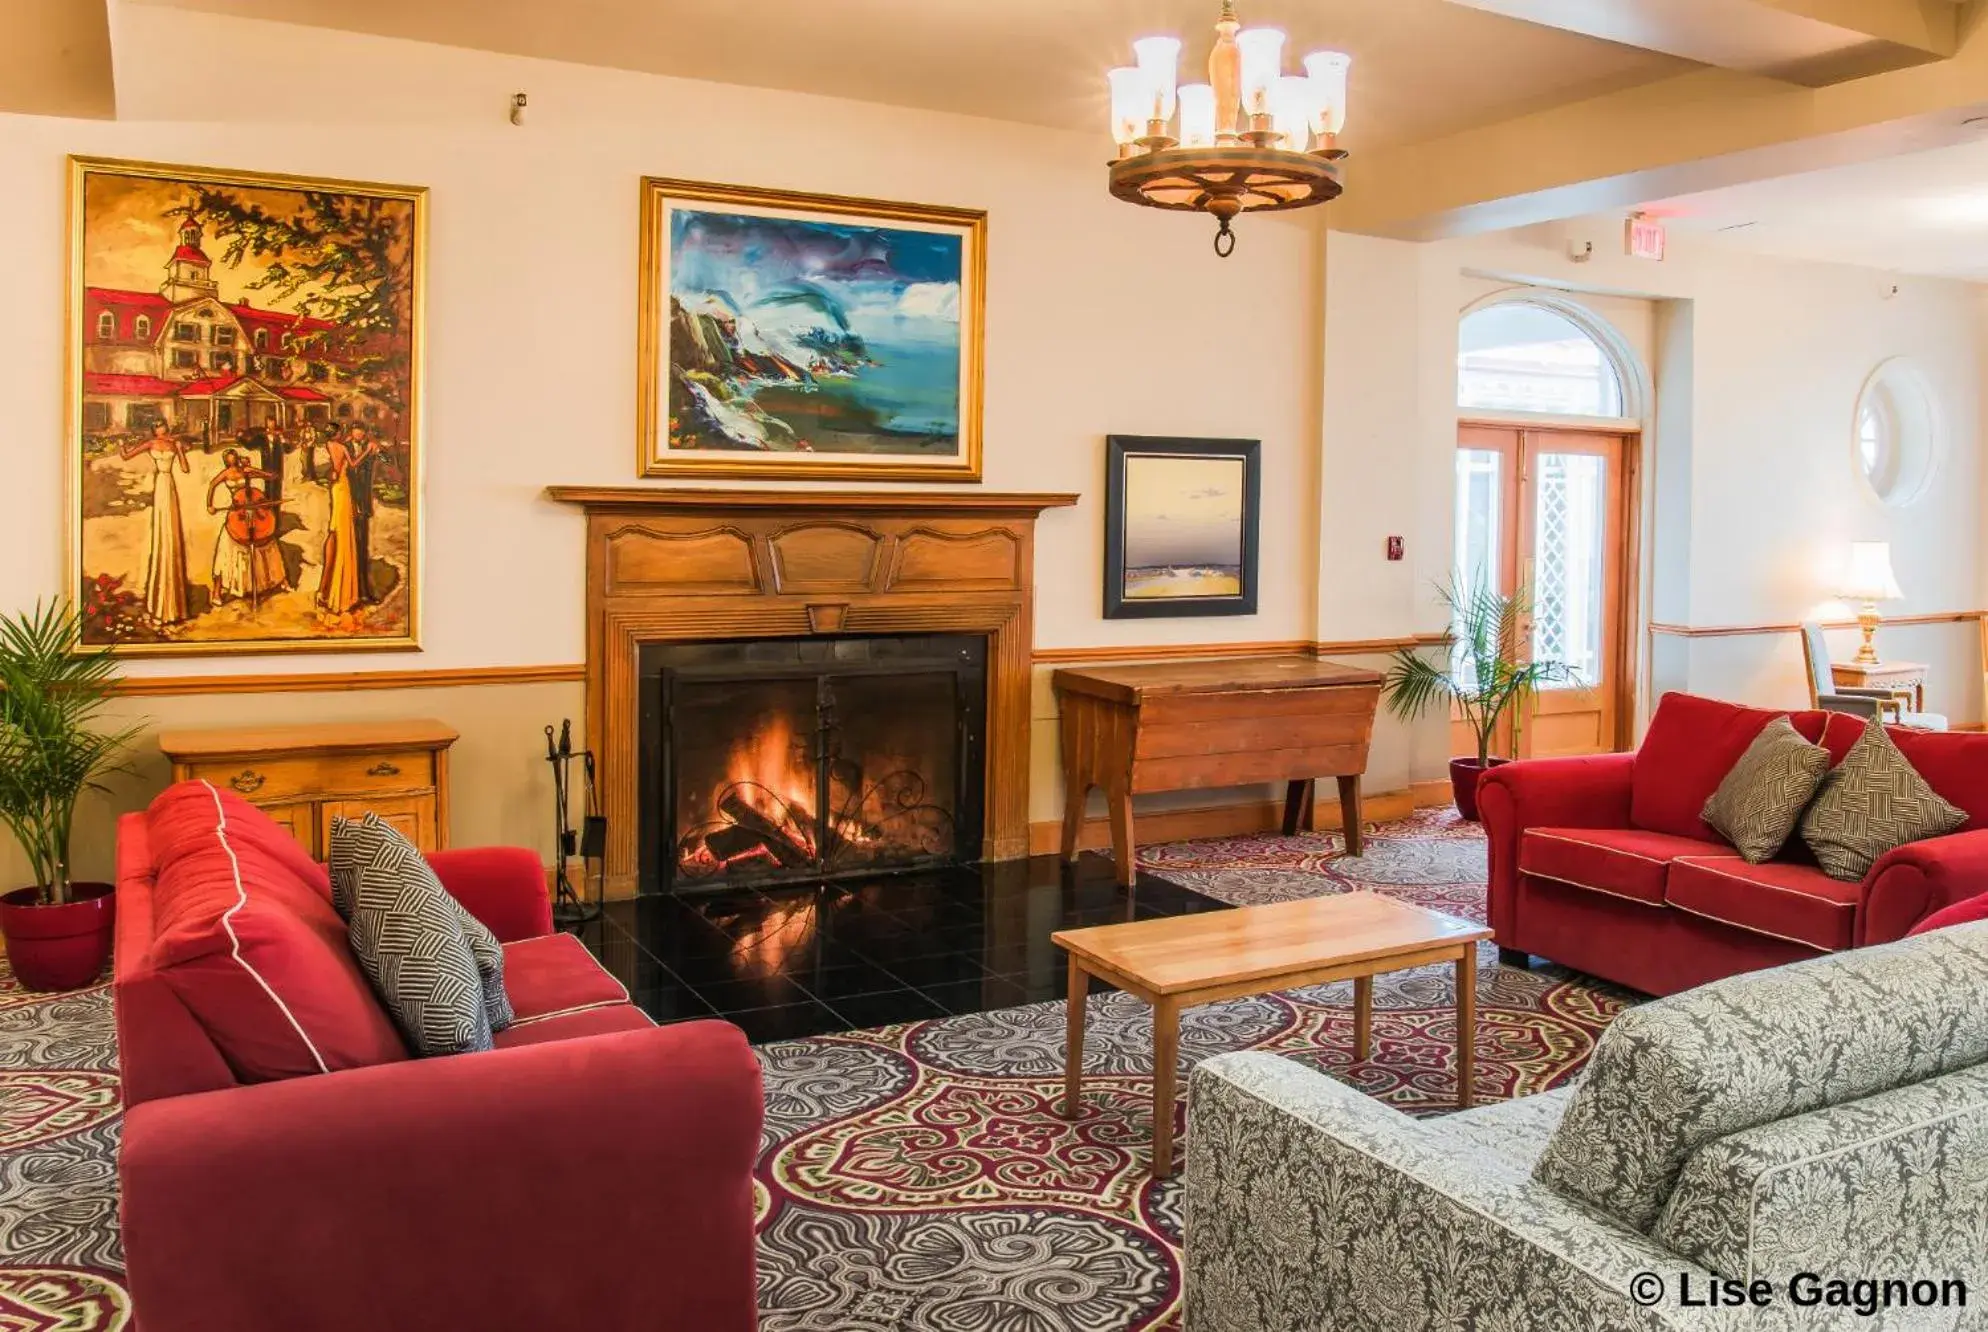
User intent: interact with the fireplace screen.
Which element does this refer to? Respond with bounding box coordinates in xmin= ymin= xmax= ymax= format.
xmin=640 ymin=636 xmax=987 ymax=892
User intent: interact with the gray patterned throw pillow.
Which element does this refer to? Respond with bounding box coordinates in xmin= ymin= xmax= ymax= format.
xmin=330 ymin=812 xmax=498 ymax=1056
xmin=1798 ymin=717 xmax=1966 ymax=882
xmin=1701 ymin=715 xmax=1830 ymax=863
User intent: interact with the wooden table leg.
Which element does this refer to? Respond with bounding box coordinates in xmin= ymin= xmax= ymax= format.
xmin=1059 ymin=777 xmax=1088 ymax=863
xmin=1337 ymin=773 xmax=1364 ymax=856
xmin=1152 ymin=996 xmax=1181 ymax=1176
xmin=1108 ymin=784 xmax=1136 ymax=887
xmin=1062 ymin=954 xmax=1087 ymax=1119
xmin=1281 ymin=780 xmax=1308 ymax=836
xmin=1352 ymin=974 xmax=1372 ymax=1062
xmin=1456 ymin=944 xmax=1478 ymax=1110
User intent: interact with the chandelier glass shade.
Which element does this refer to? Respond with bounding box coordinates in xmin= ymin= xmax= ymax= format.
xmin=1107 ymin=1 xmax=1350 ymax=256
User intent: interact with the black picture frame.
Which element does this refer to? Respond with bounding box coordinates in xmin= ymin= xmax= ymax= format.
xmin=1103 ymin=435 xmax=1261 ymax=620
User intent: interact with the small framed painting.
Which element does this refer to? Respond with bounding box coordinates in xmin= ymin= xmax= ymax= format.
xmin=637 ymin=177 xmax=986 ymax=482
xmin=1103 ymin=436 xmax=1261 ymax=620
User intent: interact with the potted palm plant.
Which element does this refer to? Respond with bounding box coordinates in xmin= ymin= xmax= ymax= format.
xmin=0 ymin=600 xmax=140 ymax=990
xmin=1382 ymin=581 xmax=1571 ymax=821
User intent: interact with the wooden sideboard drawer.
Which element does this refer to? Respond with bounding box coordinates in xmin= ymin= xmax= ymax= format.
xmin=159 ymin=720 xmax=458 ymax=857
xmin=180 ymin=749 xmax=437 ymax=804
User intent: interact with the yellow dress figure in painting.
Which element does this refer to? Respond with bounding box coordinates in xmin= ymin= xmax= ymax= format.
xmin=119 ymin=424 xmax=191 ymax=626
xmin=316 ymin=430 xmax=374 ymax=616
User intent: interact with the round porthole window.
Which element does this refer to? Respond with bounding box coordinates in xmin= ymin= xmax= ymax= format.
xmin=1853 ymin=359 xmax=1939 ymax=507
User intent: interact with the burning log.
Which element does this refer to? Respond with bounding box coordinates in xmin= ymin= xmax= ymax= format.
xmin=711 ymin=788 xmax=815 ymax=868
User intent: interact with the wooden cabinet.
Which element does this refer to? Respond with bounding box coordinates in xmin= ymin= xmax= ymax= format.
xmin=159 ymin=720 xmax=458 ymax=857
xmin=1052 ymin=658 xmax=1382 ymax=885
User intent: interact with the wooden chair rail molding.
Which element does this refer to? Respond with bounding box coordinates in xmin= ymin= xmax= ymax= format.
xmin=1033 ymin=634 xmax=1447 ymax=665
xmin=113 ymin=663 xmax=585 ymax=697
xmin=1648 ymin=610 xmax=1984 ymax=639
xmin=108 ymin=638 xmax=1453 ymax=697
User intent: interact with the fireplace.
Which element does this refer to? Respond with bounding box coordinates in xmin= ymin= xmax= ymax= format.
xmin=547 ymin=487 xmax=1076 ymax=897
xmin=640 ymin=635 xmax=988 ymax=894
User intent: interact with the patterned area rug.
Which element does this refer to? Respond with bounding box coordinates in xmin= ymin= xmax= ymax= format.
xmin=0 ymin=809 xmax=1633 ymax=1331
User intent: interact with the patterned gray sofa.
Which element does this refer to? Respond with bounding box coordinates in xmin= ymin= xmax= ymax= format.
xmin=1186 ymin=921 xmax=1988 ymax=1330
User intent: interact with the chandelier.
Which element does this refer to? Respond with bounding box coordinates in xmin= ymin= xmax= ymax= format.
xmin=1107 ymin=1 xmax=1351 ymax=256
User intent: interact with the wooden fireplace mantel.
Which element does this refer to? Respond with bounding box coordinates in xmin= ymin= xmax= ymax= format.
xmin=547 ymin=486 xmax=1080 ymax=518
xmin=548 ymin=486 xmax=1078 ymax=894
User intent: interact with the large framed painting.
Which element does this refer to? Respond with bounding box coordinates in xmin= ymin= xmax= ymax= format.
xmin=69 ymin=157 xmax=425 ymax=655
xmin=1104 ymin=436 xmax=1261 ymax=620
xmin=638 ymin=178 xmax=985 ymax=482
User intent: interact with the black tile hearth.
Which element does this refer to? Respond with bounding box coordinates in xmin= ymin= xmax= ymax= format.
xmin=576 ymin=852 xmax=1231 ymax=1040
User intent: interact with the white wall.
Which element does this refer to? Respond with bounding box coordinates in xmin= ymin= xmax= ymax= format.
xmin=0 ymin=4 xmax=1331 ymax=871
xmin=0 ymin=4 xmax=1326 ymax=674
xmin=1319 ymin=218 xmax=1988 ymax=734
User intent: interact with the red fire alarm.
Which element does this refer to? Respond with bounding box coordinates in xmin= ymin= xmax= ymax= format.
xmin=1386 ymin=536 xmax=1404 ymax=561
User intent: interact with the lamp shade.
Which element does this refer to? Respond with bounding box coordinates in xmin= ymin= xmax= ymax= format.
xmin=1839 ymin=541 xmax=1904 ymax=602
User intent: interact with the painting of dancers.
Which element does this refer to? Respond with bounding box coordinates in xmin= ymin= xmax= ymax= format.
xmin=637 ymin=177 xmax=985 ymax=482
xmin=69 ymin=157 xmax=424 ymax=654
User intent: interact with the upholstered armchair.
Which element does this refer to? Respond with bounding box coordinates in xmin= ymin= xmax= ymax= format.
xmin=1801 ymin=621 xmax=1947 ymax=730
xmin=1185 ymin=921 xmax=1988 ymax=1330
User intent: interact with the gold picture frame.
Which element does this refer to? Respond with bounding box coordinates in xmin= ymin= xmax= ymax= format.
xmin=68 ymin=155 xmax=426 ymax=656
xmin=637 ymin=177 xmax=986 ymax=483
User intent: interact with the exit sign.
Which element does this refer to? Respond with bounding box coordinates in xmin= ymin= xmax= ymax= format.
xmin=1625 ymin=215 xmax=1667 ymax=261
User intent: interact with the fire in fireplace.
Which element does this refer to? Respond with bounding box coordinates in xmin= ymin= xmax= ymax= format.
xmin=639 ymin=635 xmax=987 ymax=893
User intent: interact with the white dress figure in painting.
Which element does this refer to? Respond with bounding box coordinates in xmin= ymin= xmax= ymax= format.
xmin=118 ymin=421 xmax=191 ymax=625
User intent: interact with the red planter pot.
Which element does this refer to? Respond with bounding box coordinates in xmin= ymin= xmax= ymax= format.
xmin=1448 ymin=757 xmax=1513 ymax=822
xmin=0 ymin=882 xmax=116 ymax=992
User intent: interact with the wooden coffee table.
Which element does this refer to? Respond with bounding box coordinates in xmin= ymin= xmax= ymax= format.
xmin=1053 ymin=893 xmax=1492 ymax=1175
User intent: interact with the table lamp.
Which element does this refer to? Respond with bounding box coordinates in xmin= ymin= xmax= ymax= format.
xmin=1838 ymin=541 xmax=1903 ymax=665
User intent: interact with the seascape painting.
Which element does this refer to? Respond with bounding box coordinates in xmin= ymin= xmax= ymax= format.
xmin=1104 ymin=436 xmax=1261 ymax=620
xmin=70 ymin=158 xmax=423 ymax=654
xmin=639 ymin=179 xmax=985 ymax=481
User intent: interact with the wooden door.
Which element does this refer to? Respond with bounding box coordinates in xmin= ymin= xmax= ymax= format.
xmin=1451 ymin=423 xmax=1635 ymax=758
xmin=319 ymin=795 xmax=439 ymax=853
xmin=260 ymin=801 xmax=321 ymax=858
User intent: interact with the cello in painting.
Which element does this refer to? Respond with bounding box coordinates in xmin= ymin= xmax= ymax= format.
xmin=206 ymin=449 xmax=290 ymax=609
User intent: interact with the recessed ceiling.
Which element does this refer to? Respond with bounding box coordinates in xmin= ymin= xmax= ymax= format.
xmin=1650 ymin=134 xmax=1988 ymax=281
xmin=128 ymin=0 xmax=1692 ymax=148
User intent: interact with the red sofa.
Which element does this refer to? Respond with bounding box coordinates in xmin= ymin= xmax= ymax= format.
xmin=114 ymin=780 xmax=762 ymax=1332
xmin=1479 ymin=692 xmax=1988 ymax=996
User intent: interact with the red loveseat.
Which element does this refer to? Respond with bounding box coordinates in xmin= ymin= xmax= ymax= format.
xmin=114 ymin=780 xmax=762 ymax=1332
xmin=1479 ymin=692 xmax=1988 ymax=996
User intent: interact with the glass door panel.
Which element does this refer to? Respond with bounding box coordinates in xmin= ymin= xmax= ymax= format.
xmin=1531 ymin=452 xmax=1607 ymax=690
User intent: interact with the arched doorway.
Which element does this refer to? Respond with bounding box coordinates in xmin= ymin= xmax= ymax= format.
xmin=1454 ymin=293 xmax=1645 ymax=758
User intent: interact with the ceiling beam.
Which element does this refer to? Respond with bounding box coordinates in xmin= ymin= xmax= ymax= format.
xmin=0 ymin=0 xmax=116 ymax=118
xmin=1444 ymin=0 xmax=1958 ymax=85
xmin=1332 ymin=15 xmax=1988 ymax=239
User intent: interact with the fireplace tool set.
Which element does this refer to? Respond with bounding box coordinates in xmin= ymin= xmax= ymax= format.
xmin=545 ymin=719 xmax=605 ymax=928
